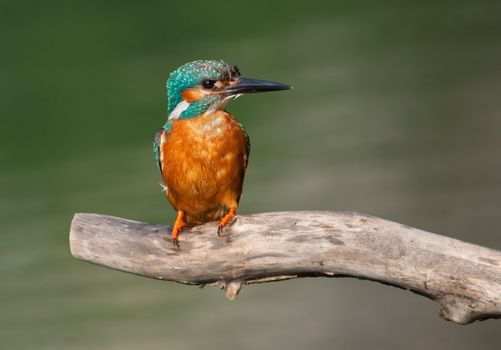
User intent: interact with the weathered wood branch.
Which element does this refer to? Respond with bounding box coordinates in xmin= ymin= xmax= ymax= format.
xmin=69 ymin=211 xmax=501 ymax=325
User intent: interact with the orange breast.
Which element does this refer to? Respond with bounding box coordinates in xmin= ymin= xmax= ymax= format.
xmin=159 ymin=111 xmax=249 ymax=225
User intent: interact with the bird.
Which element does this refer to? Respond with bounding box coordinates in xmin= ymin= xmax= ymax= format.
xmin=154 ymin=60 xmax=291 ymax=247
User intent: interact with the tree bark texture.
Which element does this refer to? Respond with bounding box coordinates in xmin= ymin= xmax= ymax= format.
xmin=69 ymin=211 xmax=501 ymax=325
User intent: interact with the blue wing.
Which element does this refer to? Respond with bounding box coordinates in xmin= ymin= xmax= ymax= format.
xmin=153 ymin=128 xmax=164 ymax=172
xmin=154 ymin=121 xmax=175 ymax=173
xmin=237 ymin=122 xmax=251 ymax=169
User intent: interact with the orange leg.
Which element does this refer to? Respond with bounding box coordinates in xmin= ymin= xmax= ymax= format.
xmin=217 ymin=207 xmax=237 ymax=237
xmin=171 ymin=210 xmax=185 ymax=248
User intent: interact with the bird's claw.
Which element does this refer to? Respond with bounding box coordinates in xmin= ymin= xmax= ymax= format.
xmin=172 ymin=237 xmax=180 ymax=248
xmin=170 ymin=210 xmax=185 ymax=249
xmin=217 ymin=207 xmax=236 ymax=238
xmin=172 ymin=226 xmax=182 ymax=248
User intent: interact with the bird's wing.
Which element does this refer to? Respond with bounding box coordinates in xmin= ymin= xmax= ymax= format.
xmin=153 ymin=128 xmax=165 ymax=173
xmin=238 ymin=122 xmax=251 ymax=170
xmin=154 ymin=121 xmax=175 ymax=174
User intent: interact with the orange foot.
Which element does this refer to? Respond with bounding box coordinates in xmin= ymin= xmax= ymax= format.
xmin=171 ymin=210 xmax=185 ymax=248
xmin=217 ymin=207 xmax=237 ymax=237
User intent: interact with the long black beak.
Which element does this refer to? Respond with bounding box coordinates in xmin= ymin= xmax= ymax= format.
xmin=224 ymin=77 xmax=291 ymax=95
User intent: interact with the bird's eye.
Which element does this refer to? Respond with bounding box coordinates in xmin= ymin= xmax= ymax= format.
xmin=202 ymin=79 xmax=216 ymax=89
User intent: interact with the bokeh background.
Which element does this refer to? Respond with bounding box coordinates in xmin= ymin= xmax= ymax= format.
xmin=1 ymin=1 xmax=501 ymax=349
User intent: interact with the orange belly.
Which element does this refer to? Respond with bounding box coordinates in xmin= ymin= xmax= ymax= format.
xmin=159 ymin=111 xmax=249 ymax=225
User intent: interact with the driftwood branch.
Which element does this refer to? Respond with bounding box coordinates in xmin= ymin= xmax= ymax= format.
xmin=69 ymin=211 xmax=501 ymax=325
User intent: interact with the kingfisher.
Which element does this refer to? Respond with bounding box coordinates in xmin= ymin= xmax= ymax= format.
xmin=154 ymin=60 xmax=291 ymax=247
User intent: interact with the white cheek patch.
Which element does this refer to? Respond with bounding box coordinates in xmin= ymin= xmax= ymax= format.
xmin=168 ymin=100 xmax=190 ymax=121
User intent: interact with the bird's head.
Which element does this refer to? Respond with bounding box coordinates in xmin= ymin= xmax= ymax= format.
xmin=166 ymin=60 xmax=290 ymax=120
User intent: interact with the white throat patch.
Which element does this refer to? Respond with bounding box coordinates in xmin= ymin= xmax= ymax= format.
xmin=168 ymin=100 xmax=190 ymax=121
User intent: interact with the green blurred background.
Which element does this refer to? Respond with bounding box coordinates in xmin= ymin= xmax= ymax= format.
xmin=1 ymin=1 xmax=501 ymax=349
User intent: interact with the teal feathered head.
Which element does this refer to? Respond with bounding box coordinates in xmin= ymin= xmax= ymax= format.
xmin=165 ymin=59 xmax=291 ymax=121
